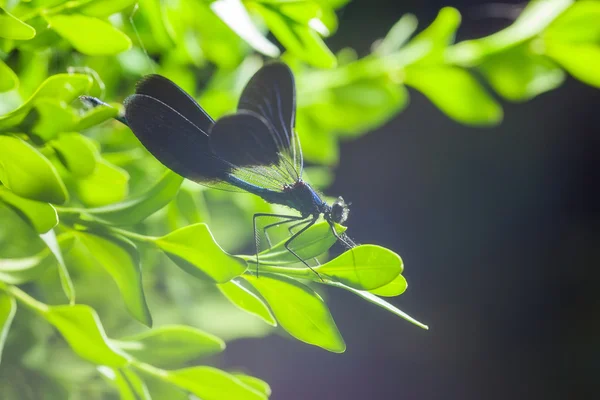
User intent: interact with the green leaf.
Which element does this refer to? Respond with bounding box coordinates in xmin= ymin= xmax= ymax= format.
xmin=50 ymin=132 xmax=98 ymax=177
xmin=233 ymin=374 xmax=272 ymax=397
xmin=74 ymin=158 xmax=129 ymax=207
xmin=166 ymin=366 xmax=267 ymax=400
xmin=0 ymin=248 xmax=54 ymax=284
xmin=218 ymin=278 xmax=276 ymax=326
xmin=74 ymin=103 xmax=119 ymax=131
xmin=409 ymin=7 xmax=461 ymax=64
xmin=156 ymin=223 xmax=247 ymax=283
xmin=0 ymin=73 xmax=92 ymax=129
xmin=43 ymin=304 xmax=130 ymax=367
xmin=447 ymin=0 xmax=573 ymax=65
xmin=115 ymin=325 xmax=225 ymax=367
xmin=141 ymin=371 xmax=189 ymax=400
xmin=86 ymin=170 xmax=183 ymax=225
xmin=0 ymin=135 xmax=68 ymax=204
xmin=373 ymin=13 xmax=418 ymax=56
xmin=211 ymin=0 xmax=280 ymax=57
xmin=245 ymin=273 xmax=345 ymax=352
xmin=76 ymin=231 xmax=152 ymax=326
xmin=243 ymin=221 xmax=345 ymax=266
xmin=30 ymin=99 xmax=78 ymax=141
xmin=41 ymin=231 xmax=76 ymax=304
xmin=479 ymin=43 xmax=565 ymax=101
xmin=303 ymin=78 xmax=409 ymax=138
xmin=77 ymin=0 xmax=138 ymax=18
xmin=0 ymin=7 xmax=36 ymax=40
xmin=252 ymin=2 xmax=337 ymax=68
xmin=314 ymin=245 xmax=403 ymax=290
xmin=544 ymin=42 xmax=600 ymax=88
xmin=0 ymin=187 xmax=58 ymax=234
xmin=404 ymin=66 xmax=503 ymax=126
xmin=0 ymin=292 xmax=17 ymax=365
xmin=326 ymin=280 xmax=428 ymax=330
xmin=0 ymin=60 xmax=18 ymax=92
xmin=543 ymin=0 xmax=600 ymax=43
xmin=45 ymin=14 xmax=132 ymax=55
xmin=368 ymin=274 xmax=407 ymax=297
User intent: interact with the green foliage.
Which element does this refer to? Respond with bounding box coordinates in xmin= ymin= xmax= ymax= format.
xmin=0 ymin=0 xmax=597 ymax=398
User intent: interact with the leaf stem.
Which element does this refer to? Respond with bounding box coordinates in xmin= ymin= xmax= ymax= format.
xmin=0 ymin=283 xmax=49 ymax=314
xmin=108 ymin=227 xmax=158 ymax=244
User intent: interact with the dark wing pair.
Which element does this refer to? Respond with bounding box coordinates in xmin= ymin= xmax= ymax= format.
xmin=123 ymin=62 xmax=302 ymax=193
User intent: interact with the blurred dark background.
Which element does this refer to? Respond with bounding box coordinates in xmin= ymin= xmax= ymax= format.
xmin=221 ymin=1 xmax=600 ymax=399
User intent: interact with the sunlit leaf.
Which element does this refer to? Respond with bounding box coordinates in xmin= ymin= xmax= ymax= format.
xmin=86 ymin=170 xmax=183 ymax=225
xmin=368 ymin=274 xmax=407 ymax=297
xmin=409 ymin=7 xmax=461 ymax=64
xmin=0 ymin=60 xmax=18 ymax=92
xmin=40 ymin=230 xmax=76 ymax=304
xmin=0 ymin=74 xmax=92 ymax=129
xmin=404 ymin=66 xmax=503 ymax=125
xmin=544 ymin=42 xmax=600 ymax=88
xmin=447 ymin=0 xmax=572 ymax=65
xmin=0 ymin=135 xmax=68 ymax=204
xmin=116 ymin=325 xmax=225 ymax=367
xmin=156 ymin=223 xmax=247 ymax=283
xmin=74 ymin=158 xmax=129 ymax=207
xmin=0 ymin=7 xmax=36 ymax=40
xmin=245 ymin=274 xmax=345 ymax=352
xmin=0 ymin=291 xmax=16 ymax=365
xmin=241 ymin=221 xmax=345 ymax=266
xmin=141 ymin=371 xmax=189 ymax=400
xmin=43 ymin=304 xmax=130 ymax=367
xmin=233 ymin=374 xmax=272 ymax=397
xmin=166 ymin=366 xmax=267 ymax=400
xmin=314 ymin=245 xmax=403 ymax=290
xmin=218 ymin=278 xmax=276 ymax=326
xmin=211 ymin=0 xmax=280 ymax=57
xmin=479 ymin=43 xmax=565 ymax=101
xmin=373 ymin=13 xmax=418 ymax=56
xmin=0 ymin=187 xmax=58 ymax=234
xmin=51 ymin=132 xmax=98 ymax=177
xmin=76 ymin=231 xmax=152 ymax=326
xmin=74 ymin=103 xmax=120 ymax=131
xmin=326 ymin=280 xmax=428 ymax=330
xmin=543 ymin=0 xmax=600 ymax=43
xmin=251 ymin=2 xmax=336 ymax=68
xmin=77 ymin=0 xmax=138 ymax=18
xmin=45 ymin=14 xmax=132 ymax=55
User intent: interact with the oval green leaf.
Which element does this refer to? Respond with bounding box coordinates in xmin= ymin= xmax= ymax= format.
xmin=544 ymin=42 xmax=600 ymax=88
xmin=0 ymin=74 xmax=92 ymax=129
xmin=0 ymin=292 xmax=17 ymax=365
xmin=76 ymin=232 xmax=152 ymax=326
xmin=0 ymin=187 xmax=58 ymax=234
xmin=74 ymin=158 xmax=129 ymax=207
xmin=233 ymin=374 xmax=272 ymax=397
xmin=44 ymin=304 xmax=130 ymax=367
xmin=368 ymin=274 xmax=407 ymax=297
xmin=31 ymin=99 xmax=77 ymax=141
xmin=115 ymin=325 xmax=225 ymax=367
xmin=46 ymin=14 xmax=132 ymax=55
xmin=314 ymin=244 xmax=403 ymax=290
xmin=156 ymin=223 xmax=247 ymax=283
xmin=77 ymin=0 xmax=138 ymax=18
xmin=245 ymin=274 xmax=345 ymax=353
xmin=51 ymin=132 xmax=98 ymax=177
xmin=0 ymin=135 xmax=68 ymax=204
xmin=245 ymin=221 xmax=345 ymax=266
xmin=404 ymin=66 xmax=503 ymax=126
xmin=0 ymin=7 xmax=36 ymax=40
xmin=218 ymin=278 xmax=276 ymax=326
xmin=86 ymin=170 xmax=183 ymax=225
xmin=166 ymin=366 xmax=267 ymax=400
xmin=74 ymin=103 xmax=119 ymax=131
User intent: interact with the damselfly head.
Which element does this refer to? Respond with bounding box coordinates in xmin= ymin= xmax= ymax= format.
xmin=330 ymin=196 xmax=350 ymax=224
